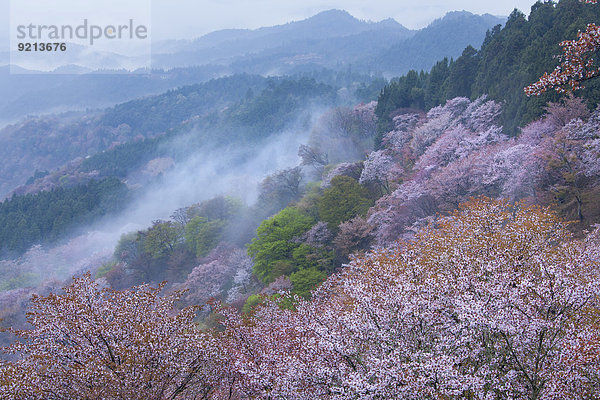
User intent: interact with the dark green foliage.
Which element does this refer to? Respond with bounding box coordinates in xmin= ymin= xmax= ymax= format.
xmin=80 ymin=136 xmax=165 ymax=177
xmin=0 ymin=178 xmax=129 ymax=255
xmin=225 ymin=78 xmax=337 ymax=139
xmin=247 ymin=207 xmax=316 ymax=284
xmin=290 ymin=268 xmax=327 ymax=298
xmin=376 ymin=71 xmax=428 ymax=127
xmin=373 ymin=11 xmax=503 ymax=76
xmin=0 ymin=74 xmax=271 ymax=196
xmin=445 ymin=46 xmax=479 ymax=99
xmin=470 ymin=0 xmax=600 ymax=133
xmin=142 ymin=220 xmax=183 ymax=259
xmin=25 ymin=170 xmax=49 ymax=185
xmin=425 ymin=58 xmax=451 ymax=109
xmin=374 ymin=71 xmax=429 ymax=148
xmin=185 ymin=217 xmax=226 ymax=258
xmin=100 ymin=74 xmax=268 ymax=136
xmin=318 ymin=176 xmax=373 ymax=228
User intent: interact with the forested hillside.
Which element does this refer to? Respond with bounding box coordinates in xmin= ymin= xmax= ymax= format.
xmin=0 ymin=74 xmax=349 ymax=198
xmin=375 ymin=0 xmax=600 ymax=142
xmin=0 ymin=74 xmax=268 ymax=197
xmin=0 ymin=178 xmax=130 ymax=255
xmin=0 ymin=65 xmax=227 ymax=121
xmin=369 ymin=11 xmax=504 ymax=75
xmin=77 ymin=77 xmax=338 ymax=178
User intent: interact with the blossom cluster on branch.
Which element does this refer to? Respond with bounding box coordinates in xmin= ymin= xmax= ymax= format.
xmin=525 ymin=0 xmax=600 ymax=95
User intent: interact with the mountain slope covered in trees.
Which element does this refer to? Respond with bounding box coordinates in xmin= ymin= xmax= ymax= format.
xmin=0 ymin=74 xmax=348 ymax=198
xmin=374 ymin=0 xmax=600 ymax=140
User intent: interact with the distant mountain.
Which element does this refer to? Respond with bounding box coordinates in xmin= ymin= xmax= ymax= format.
xmin=0 ymin=65 xmax=228 ymax=122
xmin=0 ymin=10 xmax=401 ymax=121
xmin=152 ymin=10 xmax=504 ymax=77
xmin=370 ymin=11 xmax=506 ymax=76
xmin=151 ymin=10 xmax=414 ymax=68
xmin=227 ymin=26 xmax=412 ymax=75
xmin=162 ymin=10 xmax=411 ymax=53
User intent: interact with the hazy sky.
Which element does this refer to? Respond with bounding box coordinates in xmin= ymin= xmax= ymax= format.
xmin=1 ymin=0 xmax=537 ymax=43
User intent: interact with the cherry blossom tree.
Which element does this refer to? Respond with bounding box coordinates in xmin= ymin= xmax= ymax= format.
xmin=358 ymin=150 xmax=399 ymax=194
xmin=225 ymin=250 xmax=256 ymax=305
xmin=258 ymin=275 xmax=293 ymax=296
xmin=461 ymin=95 xmax=502 ymax=132
xmin=410 ymin=97 xmax=470 ymax=157
xmin=367 ymin=180 xmax=437 ymax=246
xmin=350 ymin=101 xmax=378 ymax=137
xmin=414 ymin=124 xmax=504 ymax=172
xmin=3 ymin=199 xmax=599 ymax=399
xmin=570 ymin=107 xmax=600 ymax=178
xmin=177 ymin=244 xmax=252 ymax=307
xmin=333 ymin=216 xmax=374 ymax=263
xmin=531 ymin=113 xmax=600 ymax=222
xmin=544 ymin=94 xmax=591 ymax=128
xmin=0 ymin=273 xmax=226 ymax=400
xmin=298 ymin=221 xmax=333 ymax=248
xmin=489 ymin=141 xmax=542 ymax=201
xmin=362 ymin=97 xmax=499 ymax=245
xmin=381 ymin=112 xmax=421 ymax=170
xmin=320 ymin=162 xmax=363 ymax=189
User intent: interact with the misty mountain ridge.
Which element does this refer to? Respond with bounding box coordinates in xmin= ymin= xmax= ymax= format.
xmin=369 ymin=10 xmax=506 ymax=75
xmin=151 ymin=9 xmax=504 ymax=75
xmin=153 ymin=9 xmax=411 ymax=55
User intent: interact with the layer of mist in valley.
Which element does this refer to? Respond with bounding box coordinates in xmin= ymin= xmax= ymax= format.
xmin=0 ymin=106 xmax=327 ymax=289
